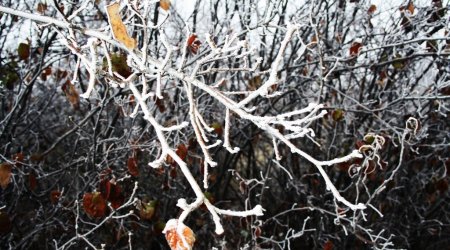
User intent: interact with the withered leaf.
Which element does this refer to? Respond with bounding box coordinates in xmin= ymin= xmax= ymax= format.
xmin=106 ymin=2 xmax=137 ymax=49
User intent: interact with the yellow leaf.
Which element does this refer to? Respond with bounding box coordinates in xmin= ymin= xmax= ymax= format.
xmin=106 ymin=2 xmax=137 ymax=49
xmin=160 ymin=0 xmax=171 ymax=11
xmin=163 ymin=219 xmax=196 ymax=250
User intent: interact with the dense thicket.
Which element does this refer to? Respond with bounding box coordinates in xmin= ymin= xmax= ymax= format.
xmin=0 ymin=0 xmax=449 ymax=249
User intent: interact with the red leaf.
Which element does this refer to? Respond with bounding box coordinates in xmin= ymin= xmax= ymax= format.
xmin=83 ymin=192 xmax=107 ymax=218
xmin=254 ymin=226 xmax=262 ymax=238
xmin=176 ymin=144 xmax=188 ymax=161
xmin=350 ymin=41 xmax=363 ymax=57
xmin=99 ymin=179 xmax=124 ymax=209
xmin=50 ymin=190 xmax=61 ymax=204
xmin=323 ymin=240 xmax=333 ymax=250
xmin=28 ymin=172 xmax=37 ymax=191
xmin=187 ymin=34 xmax=201 ymax=54
xmin=127 ymin=157 xmax=139 ymax=177
xmin=169 ymin=167 xmax=177 ymax=178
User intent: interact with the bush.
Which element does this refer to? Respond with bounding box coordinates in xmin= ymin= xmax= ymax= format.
xmin=0 ymin=0 xmax=448 ymax=249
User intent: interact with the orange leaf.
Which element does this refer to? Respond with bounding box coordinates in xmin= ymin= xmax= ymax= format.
xmin=163 ymin=219 xmax=196 ymax=250
xmin=127 ymin=157 xmax=139 ymax=177
xmin=106 ymin=2 xmax=137 ymax=49
xmin=83 ymin=192 xmax=107 ymax=218
xmin=61 ymin=80 xmax=80 ymax=109
xmin=407 ymin=2 xmax=414 ymax=14
xmin=0 ymin=163 xmax=12 ymax=189
xmin=160 ymin=0 xmax=171 ymax=11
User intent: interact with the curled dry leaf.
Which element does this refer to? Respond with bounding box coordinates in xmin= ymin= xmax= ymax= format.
xmin=160 ymin=0 xmax=171 ymax=11
xmin=106 ymin=2 xmax=137 ymax=49
xmin=163 ymin=219 xmax=196 ymax=250
xmin=0 ymin=163 xmax=12 ymax=190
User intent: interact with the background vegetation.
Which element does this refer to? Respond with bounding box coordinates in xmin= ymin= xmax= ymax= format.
xmin=0 ymin=0 xmax=449 ymax=249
